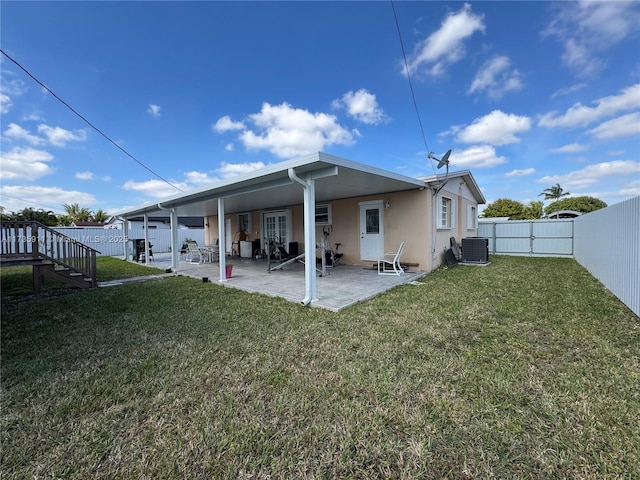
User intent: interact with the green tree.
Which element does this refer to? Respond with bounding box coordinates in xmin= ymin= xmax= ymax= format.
xmin=539 ymin=183 xmax=570 ymax=201
xmin=481 ymin=198 xmax=526 ymax=219
xmin=92 ymin=209 xmax=109 ymax=223
xmin=56 ymin=214 xmax=73 ymax=226
xmin=523 ymin=200 xmax=544 ymax=219
xmin=10 ymin=207 xmax=59 ymax=226
xmin=545 ymin=196 xmax=607 ymax=216
xmin=62 ymin=203 xmax=92 ymax=223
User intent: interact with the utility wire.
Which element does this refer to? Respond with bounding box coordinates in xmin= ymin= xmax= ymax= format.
xmin=0 ymin=192 xmax=62 ymax=212
xmin=0 ymin=49 xmax=183 ymax=193
xmin=390 ymin=1 xmax=436 ymax=173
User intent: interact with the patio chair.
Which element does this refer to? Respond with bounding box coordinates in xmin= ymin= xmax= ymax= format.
xmin=185 ymin=240 xmax=211 ymax=264
xmin=377 ymin=240 xmax=406 ymax=276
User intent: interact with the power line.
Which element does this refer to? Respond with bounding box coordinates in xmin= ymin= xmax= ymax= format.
xmin=0 ymin=48 xmax=183 ymax=193
xmin=390 ymin=1 xmax=435 ymax=172
xmin=0 ymin=192 xmax=62 ymax=212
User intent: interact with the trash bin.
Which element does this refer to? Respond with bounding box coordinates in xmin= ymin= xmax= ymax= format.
xmin=225 ymin=265 xmax=233 ymax=278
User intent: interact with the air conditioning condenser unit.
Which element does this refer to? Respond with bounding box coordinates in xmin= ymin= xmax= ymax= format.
xmin=461 ymin=237 xmax=489 ymax=263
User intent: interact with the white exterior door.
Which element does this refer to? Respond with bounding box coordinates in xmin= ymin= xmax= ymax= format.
xmin=359 ymin=201 xmax=384 ymax=261
xmin=263 ymin=210 xmax=291 ymax=249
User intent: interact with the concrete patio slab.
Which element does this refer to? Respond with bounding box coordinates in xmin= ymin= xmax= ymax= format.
xmin=133 ymin=253 xmax=427 ymax=312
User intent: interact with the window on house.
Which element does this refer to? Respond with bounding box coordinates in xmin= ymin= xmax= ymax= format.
xmin=315 ymin=204 xmax=332 ymax=225
xmin=238 ymin=213 xmax=251 ymax=234
xmin=467 ymin=205 xmax=478 ymax=229
xmin=437 ymin=195 xmax=456 ymax=229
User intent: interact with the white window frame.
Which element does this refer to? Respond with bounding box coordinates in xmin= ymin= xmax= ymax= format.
xmin=315 ymin=204 xmax=332 ymax=225
xmin=238 ymin=212 xmax=252 ymax=234
xmin=437 ymin=194 xmax=456 ymax=230
xmin=467 ymin=205 xmax=478 ymax=230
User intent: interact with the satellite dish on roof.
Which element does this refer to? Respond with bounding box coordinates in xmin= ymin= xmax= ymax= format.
xmin=428 ymin=149 xmax=451 ymax=169
xmin=427 ymin=149 xmax=452 ymax=193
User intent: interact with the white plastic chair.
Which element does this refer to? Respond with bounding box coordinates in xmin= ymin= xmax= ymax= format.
xmin=377 ymin=241 xmax=406 ymax=276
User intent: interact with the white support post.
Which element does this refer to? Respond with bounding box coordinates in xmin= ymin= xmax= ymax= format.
xmin=123 ymin=217 xmax=129 ymax=261
xmin=217 ymin=197 xmax=227 ymax=282
xmin=302 ymin=173 xmax=317 ymax=304
xmin=143 ymin=213 xmax=150 ymax=265
xmin=170 ymin=209 xmax=179 ymax=271
xmin=288 ymin=168 xmax=318 ymax=305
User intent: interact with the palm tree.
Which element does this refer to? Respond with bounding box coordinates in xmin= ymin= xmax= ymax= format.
xmin=92 ymin=209 xmax=109 ymax=223
xmin=539 ymin=183 xmax=570 ymax=201
xmin=63 ymin=203 xmax=92 ymax=222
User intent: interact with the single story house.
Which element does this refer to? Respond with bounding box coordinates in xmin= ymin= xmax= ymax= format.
xmin=117 ymin=152 xmax=485 ymax=305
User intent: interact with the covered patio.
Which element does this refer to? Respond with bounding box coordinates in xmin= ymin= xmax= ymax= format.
xmin=146 ymin=253 xmax=426 ymax=312
xmin=115 ymin=152 xmax=428 ymax=308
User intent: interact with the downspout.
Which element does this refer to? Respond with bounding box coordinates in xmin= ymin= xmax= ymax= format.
xmin=288 ymin=168 xmax=316 ymax=306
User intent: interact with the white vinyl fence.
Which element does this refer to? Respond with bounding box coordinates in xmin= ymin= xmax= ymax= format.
xmin=573 ymin=196 xmax=639 ymax=318
xmin=478 ymin=219 xmax=574 ymax=257
xmin=52 ymin=228 xmax=205 ymax=257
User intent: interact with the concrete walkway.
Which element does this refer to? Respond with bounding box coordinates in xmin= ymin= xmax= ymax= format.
xmin=115 ymin=253 xmax=427 ymax=312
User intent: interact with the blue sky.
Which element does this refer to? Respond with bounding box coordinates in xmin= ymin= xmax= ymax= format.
xmin=1 ymin=1 xmax=639 ymax=216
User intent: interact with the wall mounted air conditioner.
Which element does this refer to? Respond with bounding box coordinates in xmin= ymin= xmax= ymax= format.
xmin=461 ymin=237 xmax=489 ymax=263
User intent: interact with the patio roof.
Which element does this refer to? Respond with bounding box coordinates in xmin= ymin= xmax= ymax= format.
xmin=117 ymin=152 xmax=427 ymax=218
xmin=117 ymin=152 xmax=430 ymax=306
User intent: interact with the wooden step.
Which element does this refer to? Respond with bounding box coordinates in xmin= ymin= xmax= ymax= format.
xmin=33 ymin=263 xmax=94 ymax=292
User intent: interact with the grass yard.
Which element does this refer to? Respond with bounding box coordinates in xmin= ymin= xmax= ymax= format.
xmin=0 ymin=256 xmax=165 ymax=296
xmin=1 ymin=256 xmax=639 ymax=479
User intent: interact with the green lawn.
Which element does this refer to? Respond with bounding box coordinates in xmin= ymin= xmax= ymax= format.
xmin=1 ymin=256 xmax=638 ymax=479
xmin=0 ymin=256 xmax=165 ymax=296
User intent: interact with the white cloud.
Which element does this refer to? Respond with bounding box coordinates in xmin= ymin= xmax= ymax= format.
xmin=543 ymin=1 xmax=640 ymax=77
xmin=238 ymin=102 xmax=356 ymax=158
xmin=616 ymin=181 xmax=640 ymax=198
xmin=404 ymin=3 xmax=485 ymax=78
xmin=0 ymin=71 xmax=26 ymax=114
xmin=539 ymin=83 xmax=640 ymax=128
xmin=37 ymin=124 xmax=87 ymax=147
xmin=588 ymin=112 xmax=640 ymax=140
xmin=0 ymin=147 xmax=54 ymax=180
xmin=0 ymin=184 xmax=96 ymax=214
xmin=456 ymin=110 xmax=531 ymax=146
xmin=506 ymin=168 xmax=535 ymax=177
xmin=148 ymin=104 xmax=161 ymax=117
xmin=538 ymin=160 xmax=640 ymax=189
xmin=3 ymin=123 xmax=44 ymax=145
xmin=551 ymin=143 xmax=589 ymax=153
xmin=224 ymin=143 xmax=234 ymax=151
xmin=0 ymin=93 xmax=11 ymax=114
xmin=217 ymin=161 xmax=266 ymax=178
xmin=468 ymin=55 xmax=524 ymax=99
xmin=213 ymin=115 xmax=245 ymax=133
xmin=184 ymin=171 xmax=218 ymax=186
xmin=551 ymin=83 xmax=587 ymax=99
xmin=75 ymin=171 xmax=94 ymax=180
xmin=333 ymin=89 xmax=388 ymax=125
xmin=449 ymin=145 xmax=507 ymax=168
xmin=122 ymin=179 xmax=187 ymax=198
